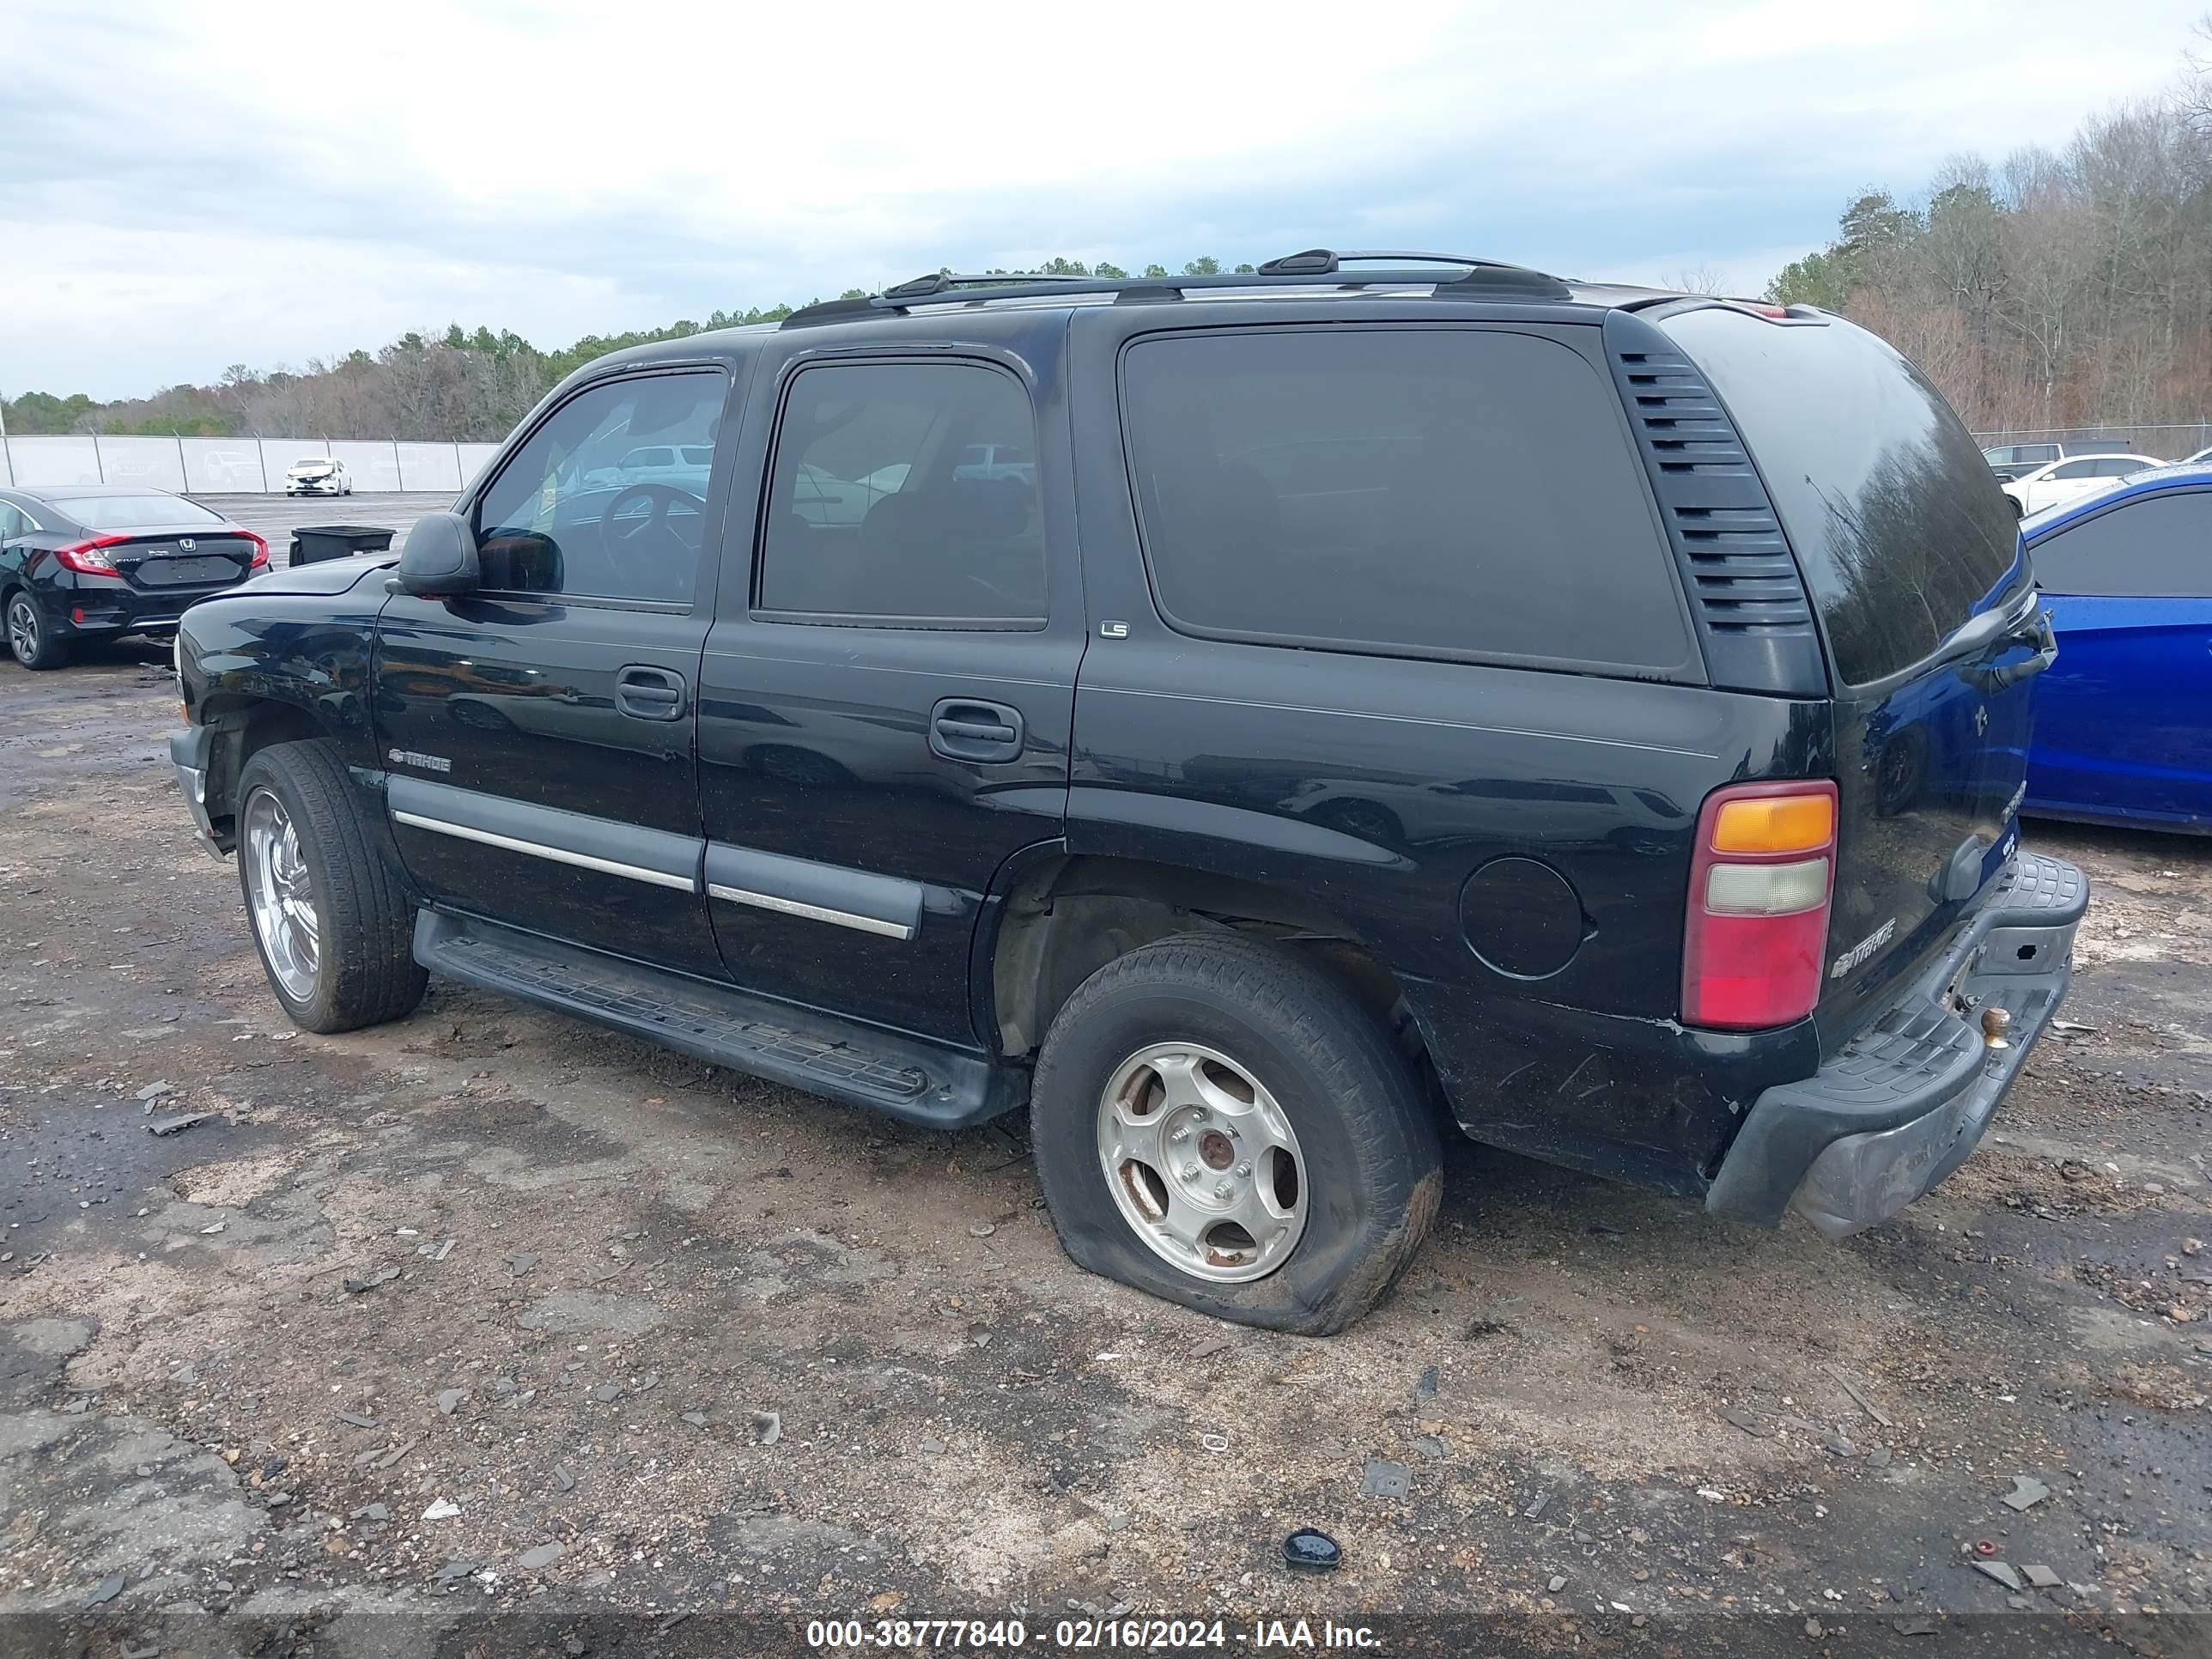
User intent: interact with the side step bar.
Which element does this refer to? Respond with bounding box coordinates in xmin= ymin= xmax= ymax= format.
xmin=413 ymin=910 xmax=1018 ymax=1129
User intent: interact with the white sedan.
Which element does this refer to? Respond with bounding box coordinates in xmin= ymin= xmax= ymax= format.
xmin=1999 ymin=453 xmax=2161 ymax=518
xmin=283 ymin=458 xmax=352 ymax=496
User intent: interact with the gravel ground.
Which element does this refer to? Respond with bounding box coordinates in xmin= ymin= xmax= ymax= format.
xmin=0 ymin=627 xmax=2208 ymax=1658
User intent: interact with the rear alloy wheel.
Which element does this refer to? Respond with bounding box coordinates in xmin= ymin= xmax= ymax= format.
xmin=1097 ymin=1041 xmax=1310 ymax=1282
xmin=1032 ymin=932 xmax=1442 ymax=1334
xmin=6 ymin=592 xmax=67 ymax=670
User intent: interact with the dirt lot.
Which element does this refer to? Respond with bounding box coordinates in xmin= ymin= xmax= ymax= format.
xmin=2 ymin=619 xmax=2209 ymax=1657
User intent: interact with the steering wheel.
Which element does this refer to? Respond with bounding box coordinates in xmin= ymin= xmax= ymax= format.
xmin=600 ymin=483 xmax=707 ymax=545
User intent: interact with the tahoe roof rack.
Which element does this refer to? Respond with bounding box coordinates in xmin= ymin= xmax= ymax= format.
xmin=781 ymin=248 xmax=1574 ymax=327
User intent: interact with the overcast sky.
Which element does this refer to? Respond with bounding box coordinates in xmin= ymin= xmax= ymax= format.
xmin=5 ymin=0 xmax=2206 ymax=401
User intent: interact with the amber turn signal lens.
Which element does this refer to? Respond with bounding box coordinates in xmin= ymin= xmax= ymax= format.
xmin=1711 ymin=794 xmax=1835 ymax=854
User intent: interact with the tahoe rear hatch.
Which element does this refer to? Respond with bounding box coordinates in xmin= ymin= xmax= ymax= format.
xmin=1660 ymin=305 xmax=2050 ymax=1044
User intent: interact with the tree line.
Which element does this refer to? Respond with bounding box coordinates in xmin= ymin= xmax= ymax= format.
xmin=0 ymin=259 xmax=1255 ymax=442
xmin=1765 ymin=29 xmax=2212 ymax=438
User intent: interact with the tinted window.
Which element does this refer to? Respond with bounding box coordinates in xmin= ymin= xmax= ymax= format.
xmin=2051 ymin=459 xmax=2102 ymax=480
xmin=2093 ymin=457 xmax=2142 ymax=477
xmin=1119 ymin=328 xmax=1688 ymax=671
xmin=475 ymin=371 xmax=724 ymax=602
xmin=61 ymin=494 xmax=224 ymax=530
xmin=1662 ymin=307 xmax=2021 ymax=685
xmin=2033 ymin=490 xmax=2212 ymax=597
xmin=757 ymin=362 xmax=1045 ymax=623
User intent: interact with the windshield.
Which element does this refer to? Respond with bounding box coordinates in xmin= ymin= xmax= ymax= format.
xmin=1662 ymin=306 xmax=2024 ymax=685
xmin=64 ymin=494 xmax=226 ymax=530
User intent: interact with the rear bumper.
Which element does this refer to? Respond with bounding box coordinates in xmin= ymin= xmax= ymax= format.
xmin=53 ymin=582 xmax=236 ymax=637
xmin=1706 ymin=850 xmax=2087 ymax=1237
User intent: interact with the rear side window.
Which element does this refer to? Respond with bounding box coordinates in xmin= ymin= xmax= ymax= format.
xmin=757 ymin=362 xmax=1046 ymax=624
xmin=2034 ymin=490 xmax=2212 ymax=597
xmin=1662 ymin=307 xmax=2021 ymax=686
xmin=1119 ymin=328 xmax=1690 ymax=672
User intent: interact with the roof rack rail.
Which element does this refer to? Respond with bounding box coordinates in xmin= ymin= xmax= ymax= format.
xmin=882 ymin=270 xmax=1100 ymax=301
xmin=781 ymin=248 xmax=1572 ymax=327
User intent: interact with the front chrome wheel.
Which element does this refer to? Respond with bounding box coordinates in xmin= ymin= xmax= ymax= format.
xmin=241 ymin=787 xmax=320 ymax=1002
xmin=1096 ymin=1042 xmax=1308 ymax=1284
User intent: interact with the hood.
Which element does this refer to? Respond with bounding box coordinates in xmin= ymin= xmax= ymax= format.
xmin=237 ymin=551 xmax=397 ymax=596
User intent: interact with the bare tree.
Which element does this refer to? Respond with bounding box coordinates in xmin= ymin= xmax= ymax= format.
xmin=2184 ymin=11 xmax=2212 ymax=133
xmin=1666 ymin=264 xmax=1729 ymax=295
xmin=1764 ymin=42 xmax=2212 ymax=444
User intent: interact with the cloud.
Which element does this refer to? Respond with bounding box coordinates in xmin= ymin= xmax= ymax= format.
xmin=3 ymin=0 xmax=2203 ymax=399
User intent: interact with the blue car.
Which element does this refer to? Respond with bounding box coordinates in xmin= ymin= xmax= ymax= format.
xmin=2023 ymin=463 xmax=2212 ymax=832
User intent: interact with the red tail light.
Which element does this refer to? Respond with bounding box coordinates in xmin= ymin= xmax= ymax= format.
xmin=1682 ymin=780 xmax=1838 ymax=1030
xmin=52 ymin=534 xmax=127 ymax=575
xmin=241 ymin=530 xmax=270 ymax=569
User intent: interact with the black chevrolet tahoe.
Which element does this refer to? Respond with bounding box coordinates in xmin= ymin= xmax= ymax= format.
xmin=168 ymin=250 xmax=2086 ymax=1333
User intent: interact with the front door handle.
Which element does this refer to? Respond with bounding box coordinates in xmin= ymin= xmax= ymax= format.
xmin=930 ymin=697 xmax=1024 ymax=763
xmin=617 ymin=665 xmax=687 ymax=721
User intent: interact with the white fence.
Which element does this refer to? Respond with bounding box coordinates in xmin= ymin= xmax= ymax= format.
xmin=0 ymin=434 xmax=501 ymax=495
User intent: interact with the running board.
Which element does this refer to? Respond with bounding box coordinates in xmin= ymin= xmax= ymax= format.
xmin=413 ymin=911 xmax=1016 ymax=1128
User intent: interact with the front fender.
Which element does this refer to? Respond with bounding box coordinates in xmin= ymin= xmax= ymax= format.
xmin=179 ymin=589 xmax=389 ymax=774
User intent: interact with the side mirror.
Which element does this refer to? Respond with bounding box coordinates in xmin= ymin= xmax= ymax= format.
xmin=386 ymin=510 xmax=479 ymax=598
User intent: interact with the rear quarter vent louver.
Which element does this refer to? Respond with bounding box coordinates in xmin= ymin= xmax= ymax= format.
xmin=1603 ymin=315 xmax=1827 ymax=697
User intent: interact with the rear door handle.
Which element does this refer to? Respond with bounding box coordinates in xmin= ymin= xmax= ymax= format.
xmin=930 ymin=697 xmax=1024 ymax=763
xmin=617 ymin=665 xmax=687 ymax=721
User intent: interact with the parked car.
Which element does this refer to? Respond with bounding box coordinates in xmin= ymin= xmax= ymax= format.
xmin=611 ymin=443 xmax=714 ymax=489
xmin=953 ymin=441 xmax=1035 ymax=484
xmin=197 ymin=450 xmax=264 ymax=489
xmin=2022 ymin=464 xmax=2212 ymax=832
xmin=1982 ymin=440 xmax=2144 ymax=483
xmin=168 ymin=252 xmax=2084 ymax=1333
xmin=1 ymin=485 xmax=267 ymax=670
xmin=283 ymin=458 xmax=351 ymax=496
xmin=1999 ymin=453 xmax=2162 ymax=517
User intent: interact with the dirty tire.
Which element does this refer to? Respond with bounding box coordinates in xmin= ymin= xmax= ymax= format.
xmin=236 ymin=739 xmax=427 ymax=1034
xmin=6 ymin=592 xmax=69 ymax=670
xmin=1031 ymin=932 xmax=1442 ymax=1335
